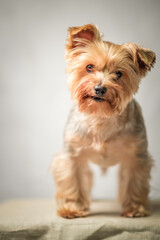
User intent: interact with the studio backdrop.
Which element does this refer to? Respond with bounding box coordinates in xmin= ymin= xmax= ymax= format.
xmin=0 ymin=0 xmax=160 ymax=202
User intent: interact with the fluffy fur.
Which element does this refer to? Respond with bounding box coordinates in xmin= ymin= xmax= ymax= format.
xmin=52 ymin=24 xmax=156 ymax=218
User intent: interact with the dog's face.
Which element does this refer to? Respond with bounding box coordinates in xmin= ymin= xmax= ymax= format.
xmin=65 ymin=24 xmax=155 ymax=117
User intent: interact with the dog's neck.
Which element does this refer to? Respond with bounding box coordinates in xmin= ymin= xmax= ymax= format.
xmin=69 ymin=99 xmax=135 ymax=143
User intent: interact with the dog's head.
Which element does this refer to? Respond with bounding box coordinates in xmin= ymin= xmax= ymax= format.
xmin=65 ymin=24 xmax=155 ymax=117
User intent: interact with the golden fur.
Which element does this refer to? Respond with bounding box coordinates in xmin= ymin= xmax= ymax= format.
xmin=52 ymin=24 xmax=156 ymax=218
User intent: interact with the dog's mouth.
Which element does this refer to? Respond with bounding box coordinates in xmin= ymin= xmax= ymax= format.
xmin=91 ymin=96 xmax=105 ymax=102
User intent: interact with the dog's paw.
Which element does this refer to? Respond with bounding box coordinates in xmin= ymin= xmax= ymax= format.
xmin=58 ymin=207 xmax=90 ymax=219
xmin=122 ymin=205 xmax=149 ymax=218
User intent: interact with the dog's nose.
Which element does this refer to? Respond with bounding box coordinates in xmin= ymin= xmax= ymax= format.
xmin=94 ymin=86 xmax=107 ymax=96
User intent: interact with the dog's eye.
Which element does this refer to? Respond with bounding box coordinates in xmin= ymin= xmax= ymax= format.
xmin=86 ymin=64 xmax=94 ymax=73
xmin=115 ymin=71 xmax=122 ymax=80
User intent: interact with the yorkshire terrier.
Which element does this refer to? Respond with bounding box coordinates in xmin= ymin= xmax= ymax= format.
xmin=52 ymin=24 xmax=156 ymax=218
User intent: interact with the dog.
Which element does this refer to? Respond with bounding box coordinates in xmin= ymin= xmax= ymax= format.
xmin=52 ymin=24 xmax=156 ymax=218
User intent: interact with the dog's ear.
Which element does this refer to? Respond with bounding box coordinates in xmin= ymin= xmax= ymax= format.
xmin=66 ymin=24 xmax=101 ymax=50
xmin=125 ymin=43 xmax=156 ymax=77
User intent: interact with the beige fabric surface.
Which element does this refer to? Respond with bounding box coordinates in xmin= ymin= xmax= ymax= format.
xmin=0 ymin=199 xmax=160 ymax=240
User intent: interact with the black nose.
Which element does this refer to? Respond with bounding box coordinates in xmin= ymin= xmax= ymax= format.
xmin=94 ymin=86 xmax=107 ymax=96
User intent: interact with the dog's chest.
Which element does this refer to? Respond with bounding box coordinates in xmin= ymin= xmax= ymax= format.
xmin=84 ymin=116 xmax=123 ymax=143
xmin=77 ymin=117 xmax=125 ymax=166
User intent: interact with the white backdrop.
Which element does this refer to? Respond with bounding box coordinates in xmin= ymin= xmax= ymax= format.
xmin=0 ymin=0 xmax=160 ymax=202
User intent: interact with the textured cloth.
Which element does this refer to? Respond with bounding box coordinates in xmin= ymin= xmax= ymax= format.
xmin=0 ymin=199 xmax=160 ymax=240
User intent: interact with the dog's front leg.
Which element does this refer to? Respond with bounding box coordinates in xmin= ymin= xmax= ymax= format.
xmin=53 ymin=152 xmax=92 ymax=218
xmin=118 ymin=154 xmax=153 ymax=217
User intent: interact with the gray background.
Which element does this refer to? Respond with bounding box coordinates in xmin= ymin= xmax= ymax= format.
xmin=0 ymin=0 xmax=160 ymax=202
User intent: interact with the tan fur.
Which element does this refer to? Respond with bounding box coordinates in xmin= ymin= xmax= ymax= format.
xmin=52 ymin=24 xmax=156 ymax=218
